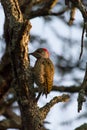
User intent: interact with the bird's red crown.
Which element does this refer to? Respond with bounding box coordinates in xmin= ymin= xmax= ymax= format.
xmin=42 ymin=48 xmax=50 ymax=56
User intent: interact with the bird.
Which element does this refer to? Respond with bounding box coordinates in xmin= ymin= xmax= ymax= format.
xmin=29 ymin=48 xmax=54 ymax=100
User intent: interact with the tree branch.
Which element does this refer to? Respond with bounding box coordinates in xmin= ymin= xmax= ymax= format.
xmin=40 ymin=94 xmax=70 ymax=119
xmin=69 ymin=0 xmax=87 ymax=59
xmin=79 ymin=22 xmax=85 ymax=59
xmin=28 ymin=7 xmax=68 ymax=19
xmin=68 ymin=6 xmax=76 ymax=25
xmin=0 ymin=119 xmax=21 ymax=129
xmin=34 ymin=85 xmax=81 ymax=93
xmin=77 ymin=63 xmax=87 ymax=112
xmin=70 ymin=0 xmax=87 ymax=19
xmin=1 ymin=0 xmax=46 ymax=130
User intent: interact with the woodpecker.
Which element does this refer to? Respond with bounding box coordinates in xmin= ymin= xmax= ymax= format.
xmin=29 ymin=48 xmax=54 ymax=99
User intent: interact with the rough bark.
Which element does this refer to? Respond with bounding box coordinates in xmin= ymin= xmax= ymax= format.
xmin=1 ymin=0 xmax=45 ymax=130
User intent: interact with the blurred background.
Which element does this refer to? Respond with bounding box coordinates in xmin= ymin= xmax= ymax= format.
xmin=0 ymin=0 xmax=87 ymax=130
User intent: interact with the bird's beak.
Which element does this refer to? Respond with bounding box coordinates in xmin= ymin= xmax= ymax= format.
xmin=29 ymin=52 xmax=36 ymax=57
xmin=29 ymin=52 xmax=39 ymax=58
xmin=29 ymin=53 xmax=33 ymax=55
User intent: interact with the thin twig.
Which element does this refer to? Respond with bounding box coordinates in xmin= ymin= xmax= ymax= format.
xmin=79 ymin=22 xmax=85 ymax=60
xmin=77 ymin=63 xmax=87 ymax=112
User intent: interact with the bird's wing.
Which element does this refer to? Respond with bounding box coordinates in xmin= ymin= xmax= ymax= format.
xmin=34 ymin=58 xmax=54 ymax=96
xmin=43 ymin=59 xmax=54 ymax=95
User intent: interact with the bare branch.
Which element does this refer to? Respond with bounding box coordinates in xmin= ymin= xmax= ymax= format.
xmin=19 ymin=0 xmax=58 ymax=19
xmin=43 ymin=0 xmax=58 ymax=10
xmin=79 ymin=22 xmax=85 ymax=60
xmin=34 ymin=85 xmax=81 ymax=93
xmin=3 ymin=109 xmax=21 ymax=126
xmin=28 ymin=7 xmax=69 ymax=19
xmin=69 ymin=0 xmax=87 ymax=59
xmin=40 ymin=94 xmax=70 ymax=119
xmin=68 ymin=6 xmax=76 ymax=25
xmin=70 ymin=0 xmax=87 ymax=19
xmin=0 ymin=119 xmax=21 ymax=129
xmin=77 ymin=63 xmax=87 ymax=112
xmin=53 ymin=85 xmax=81 ymax=93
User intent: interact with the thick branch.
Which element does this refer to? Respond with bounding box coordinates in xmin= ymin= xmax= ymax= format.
xmin=1 ymin=0 xmax=46 ymax=130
